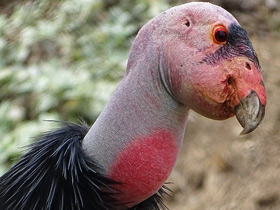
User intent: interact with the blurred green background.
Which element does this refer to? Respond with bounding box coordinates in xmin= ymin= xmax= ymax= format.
xmin=0 ymin=0 xmax=176 ymax=174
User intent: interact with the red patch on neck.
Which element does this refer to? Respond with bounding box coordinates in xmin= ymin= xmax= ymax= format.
xmin=108 ymin=129 xmax=178 ymax=208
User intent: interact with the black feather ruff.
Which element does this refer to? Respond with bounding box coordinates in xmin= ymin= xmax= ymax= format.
xmin=0 ymin=122 xmax=171 ymax=210
xmin=129 ymin=184 xmax=172 ymax=210
xmin=0 ymin=123 xmax=118 ymax=210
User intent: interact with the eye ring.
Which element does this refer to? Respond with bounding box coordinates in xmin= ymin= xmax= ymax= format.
xmin=212 ymin=25 xmax=228 ymax=45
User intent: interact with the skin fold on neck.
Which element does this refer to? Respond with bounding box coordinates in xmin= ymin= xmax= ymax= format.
xmin=82 ymin=52 xmax=189 ymax=174
xmin=82 ymin=20 xmax=190 ymax=174
xmin=82 ymin=27 xmax=189 ymax=207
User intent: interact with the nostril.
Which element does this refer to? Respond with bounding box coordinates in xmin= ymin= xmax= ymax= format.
xmin=227 ymin=77 xmax=234 ymax=85
xmin=185 ymin=20 xmax=190 ymax=27
xmin=245 ymin=62 xmax=251 ymax=70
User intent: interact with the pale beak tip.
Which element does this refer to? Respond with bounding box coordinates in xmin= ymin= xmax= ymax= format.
xmin=239 ymin=126 xmax=255 ymax=135
xmin=235 ymin=91 xmax=265 ymax=135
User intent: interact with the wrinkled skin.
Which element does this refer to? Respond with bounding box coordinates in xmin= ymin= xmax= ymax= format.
xmin=83 ymin=2 xmax=267 ymax=209
xmin=155 ymin=3 xmax=266 ymax=123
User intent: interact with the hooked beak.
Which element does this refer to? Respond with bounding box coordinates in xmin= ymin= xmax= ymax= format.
xmin=235 ymin=91 xmax=265 ymax=135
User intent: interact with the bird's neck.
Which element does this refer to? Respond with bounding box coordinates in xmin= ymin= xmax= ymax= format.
xmin=82 ymin=60 xmax=188 ymax=170
xmin=82 ymin=29 xmax=189 ymax=207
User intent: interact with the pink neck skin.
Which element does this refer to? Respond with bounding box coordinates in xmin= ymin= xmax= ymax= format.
xmin=109 ymin=129 xmax=179 ymax=208
xmin=82 ymin=16 xmax=189 ymax=208
xmin=82 ymin=2 xmax=266 ymax=208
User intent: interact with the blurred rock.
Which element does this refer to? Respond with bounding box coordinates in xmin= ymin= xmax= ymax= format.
xmin=198 ymin=0 xmax=262 ymax=11
xmin=187 ymin=170 xmax=206 ymax=191
xmin=211 ymin=152 xmax=234 ymax=173
xmin=256 ymin=193 xmax=278 ymax=208
xmin=266 ymin=0 xmax=279 ymax=11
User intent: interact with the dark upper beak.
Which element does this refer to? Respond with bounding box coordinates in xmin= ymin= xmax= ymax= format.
xmin=235 ymin=91 xmax=265 ymax=135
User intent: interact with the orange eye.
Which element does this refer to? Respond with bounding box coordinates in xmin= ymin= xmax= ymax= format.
xmin=212 ymin=25 xmax=228 ymax=44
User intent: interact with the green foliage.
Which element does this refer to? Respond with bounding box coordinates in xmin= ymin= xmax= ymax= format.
xmin=0 ymin=0 xmax=172 ymax=174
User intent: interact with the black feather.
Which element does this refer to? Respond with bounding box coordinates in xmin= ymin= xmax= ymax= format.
xmin=0 ymin=123 xmax=118 ymax=210
xmin=0 ymin=122 xmax=172 ymax=210
xmin=129 ymin=184 xmax=172 ymax=210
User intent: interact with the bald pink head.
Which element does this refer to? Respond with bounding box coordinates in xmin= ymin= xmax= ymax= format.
xmin=127 ymin=2 xmax=266 ymax=132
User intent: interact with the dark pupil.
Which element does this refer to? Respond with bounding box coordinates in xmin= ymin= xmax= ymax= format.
xmin=215 ymin=30 xmax=228 ymax=43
